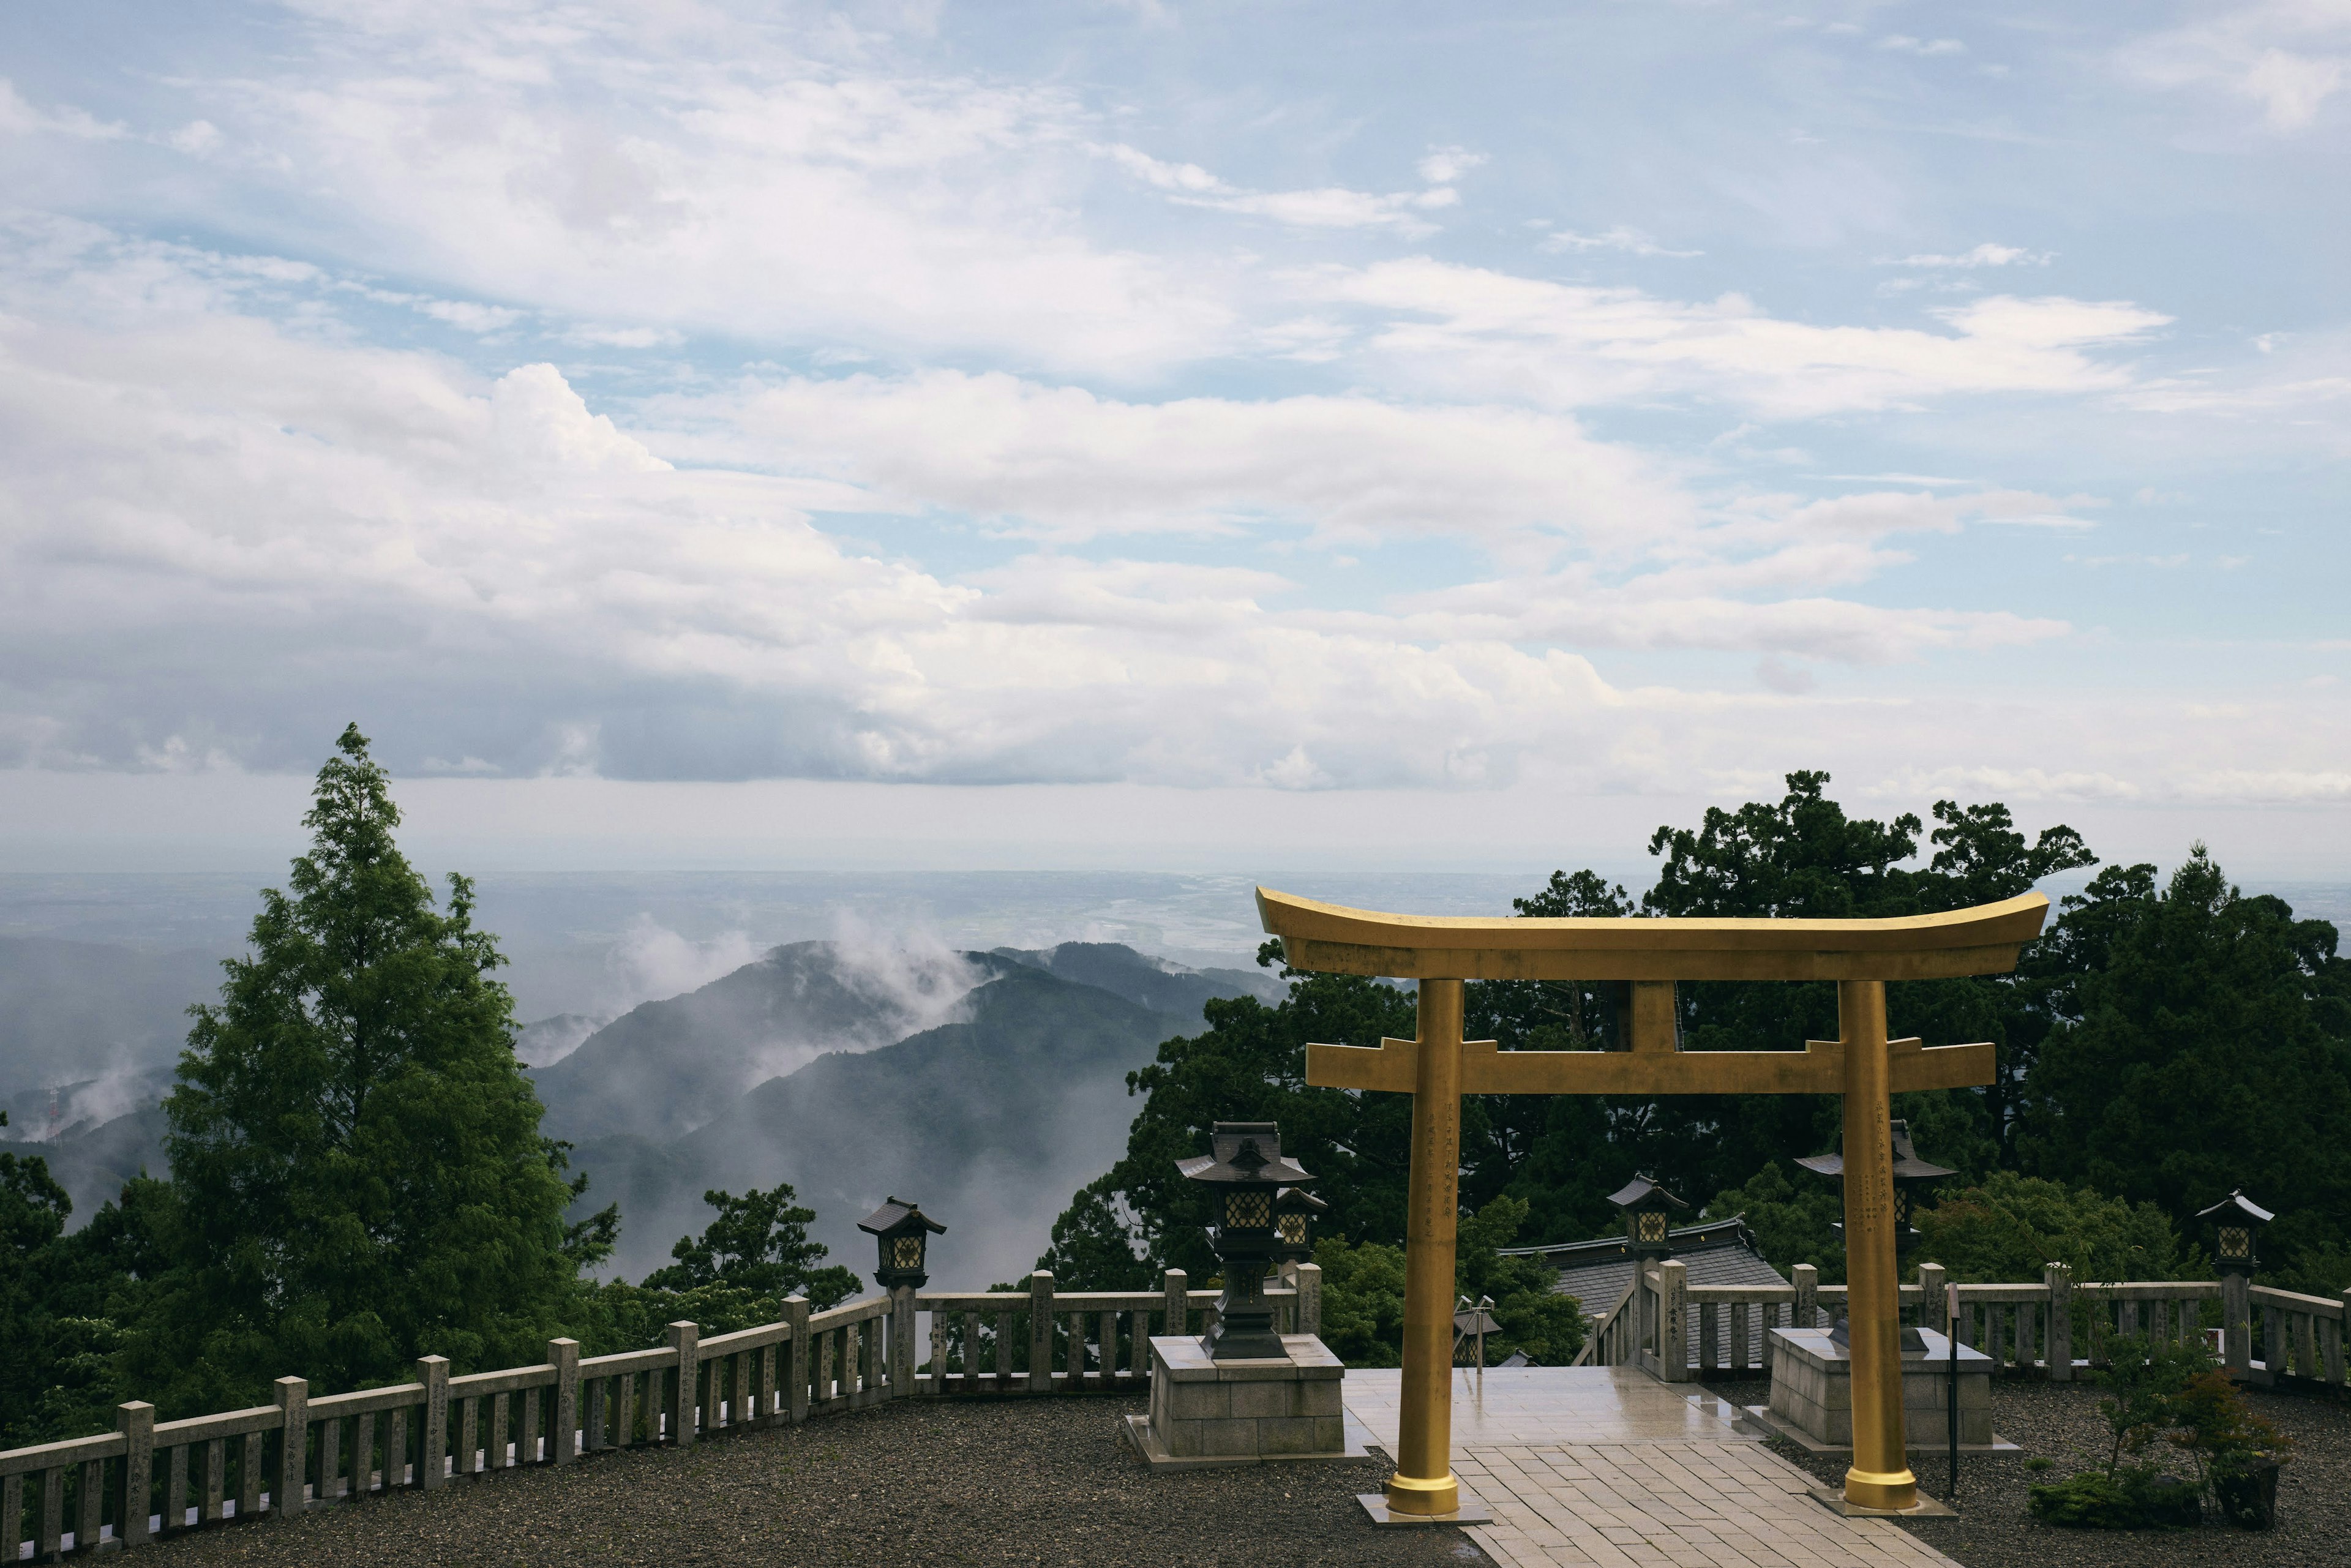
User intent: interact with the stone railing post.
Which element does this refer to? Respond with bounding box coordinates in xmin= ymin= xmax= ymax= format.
xmin=1655 ymin=1261 xmax=1690 ymax=1382
xmin=666 ymin=1321 xmax=699 ymax=1445
xmin=413 ymin=1357 xmax=446 ymax=1488
xmin=1295 ymin=1261 xmax=1322 ymax=1339
xmin=549 ymin=1340 xmax=580 ymax=1463
xmin=115 ymin=1402 xmax=154 ymax=1545
xmin=272 ymin=1378 xmax=307 ymax=1514
xmin=2222 ymin=1273 xmax=2252 ymax=1374
xmin=1792 ymin=1263 xmax=1818 ymax=1332
xmin=890 ymin=1285 xmax=918 ymax=1399
xmin=1162 ymin=1269 xmax=1187 ymax=1340
xmin=785 ymin=1297 xmax=811 ymax=1424
xmin=1027 ymin=1272 xmax=1055 ymax=1392
xmin=1915 ymin=1262 xmax=1945 ymax=1334
xmin=2044 ymin=1264 xmax=2074 ymax=1381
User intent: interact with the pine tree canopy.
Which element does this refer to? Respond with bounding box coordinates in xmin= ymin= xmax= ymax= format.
xmin=156 ymin=723 xmax=589 ymax=1403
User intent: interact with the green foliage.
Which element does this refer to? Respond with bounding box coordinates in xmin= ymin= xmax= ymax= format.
xmin=1913 ymin=1172 xmax=2195 ymax=1286
xmin=1704 ymin=1160 xmax=1847 ymax=1283
xmin=2166 ymin=1368 xmax=2288 ymax=1501
xmin=1630 ymin=775 xmax=2094 ymax=1201
xmin=2030 ymin=1335 xmax=2281 ymax=1529
xmin=1455 ymin=1195 xmax=1584 ymax=1365
xmin=2028 ymin=1467 xmax=2202 ymax=1529
xmin=0 ymin=1112 xmax=77 ymax=1444
xmin=1034 ymin=955 xmax=1417 ymax=1285
xmin=2019 ymin=846 xmax=2351 ymax=1291
xmin=1311 ymin=1196 xmax=1583 ymax=1368
xmin=2092 ymin=1335 xmax=2216 ymax=1475
xmin=1311 ymin=1235 xmax=1408 ymax=1367
xmin=148 ymin=725 xmax=596 ymax=1409
xmin=642 ymin=1185 xmax=859 ymax=1309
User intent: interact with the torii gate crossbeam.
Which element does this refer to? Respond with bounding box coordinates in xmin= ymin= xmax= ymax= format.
xmin=1256 ymin=887 xmax=2050 ymax=1518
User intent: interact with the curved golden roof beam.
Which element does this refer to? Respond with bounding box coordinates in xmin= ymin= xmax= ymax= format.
xmin=1254 ymin=887 xmax=2050 ymax=983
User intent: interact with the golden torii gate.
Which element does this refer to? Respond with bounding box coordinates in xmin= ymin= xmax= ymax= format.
xmin=1257 ymin=886 xmax=2051 ymax=1517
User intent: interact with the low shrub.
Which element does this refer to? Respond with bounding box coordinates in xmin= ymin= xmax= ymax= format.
xmin=2028 ymin=1468 xmax=2201 ymax=1529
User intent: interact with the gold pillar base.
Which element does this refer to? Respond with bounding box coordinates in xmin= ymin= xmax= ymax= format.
xmin=1359 ymin=1479 xmax=1491 ymax=1526
xmin=1384 ymin=1470 xmax=1460 ymax=1516
xmin=1842 ymin=1465 xmax=1919 ymax=1512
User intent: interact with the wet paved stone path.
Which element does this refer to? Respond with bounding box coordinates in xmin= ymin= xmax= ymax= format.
xmin=1343 ymin=1368 xmax=1957 ymax=1568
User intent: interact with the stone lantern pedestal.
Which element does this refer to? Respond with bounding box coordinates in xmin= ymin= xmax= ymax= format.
xmin=1747 ymin=1327 xmax=2014 ymax=1453
xmin=1126 ymin=1335 xmax=1361 ymax=1468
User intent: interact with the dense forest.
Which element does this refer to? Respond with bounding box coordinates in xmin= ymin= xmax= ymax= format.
xmin=1035 ymin=773 xmax=2351 ymax=1364
xmin=5 ymin=735 xmax=2346 ymax=1441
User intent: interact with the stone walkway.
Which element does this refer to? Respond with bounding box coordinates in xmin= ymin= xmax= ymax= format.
xmin=1343 ymin=1368 xmax=1957 ymax=1568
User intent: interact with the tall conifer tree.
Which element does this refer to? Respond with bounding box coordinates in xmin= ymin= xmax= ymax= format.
xmin=157 ymin=725 xmax=594 ymax=1401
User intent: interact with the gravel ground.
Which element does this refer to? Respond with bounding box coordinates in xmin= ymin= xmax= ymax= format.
xmin=133 ymin=1397 xmax=1492 ymax=1568
xmin=1704 ymin=1376 xmax=2351 ymax=1567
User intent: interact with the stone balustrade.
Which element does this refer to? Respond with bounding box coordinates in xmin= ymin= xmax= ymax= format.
xmin=1571 ymin=1259 xmax=2349 ymax=1395
xmin=0 ymin=1269 xmax=1319 ymax=1559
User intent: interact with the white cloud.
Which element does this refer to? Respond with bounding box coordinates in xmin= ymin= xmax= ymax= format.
xmin=1540 ymin=225 xmax=1703 ymax=258
xmin=0 ymin=245 xmax=2163 ymax=792
xmin=1879 ymin=36 xmax=1967 ymax=56
xmin=665 ymin=368 xmax=1691 ymax=555
xmin=1312 ymin=259 xmax=2170 ymax=418
xmin=1890 ymin=243 xmax=2052 ymax=268
xmin=416 ymin=298 xmax=525 ymax=333
xmin=2122 ymin=2 xmax=2351 ymax=131
xmin=180 ymin=19 xmax=1234 ymax=375
xmin=1415 ymin=146 xmax=1487 ymax=184
xmin=1106 ymin=143 xmax=1461 ymax=236
xmin=0 ymin=80 xmax=128 ymax=141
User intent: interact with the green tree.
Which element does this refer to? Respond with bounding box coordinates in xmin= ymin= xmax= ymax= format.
xmin=1310 ymin=1195 xmax=1584 ymax=1368
xmin=1460 ymin=777 xmax=2090 ymax=1240
xmin=0 ymin=1111 xmax=76 ymax=1444
xmin=2019 ymin=846 xmax=2351 ymax=1292
xmin=148 ymin=724 xmax=605 ymax=1408
xmin=1630 ymin=775 xmax=2094 ymax=1198
xmin=641 ymin=1185 xmax=859 ymax=1307
xmin=1913 ymin=1171 xmax=2194 ymax=1286
xmin=1454 ymin=1195 xmax=1586 ymax=1365
xmin=1703 ymin=1160 xmax=1847 ymax=1283
xmin=1035 ymin=954 xmax=1417 ymax=1286
xmin=1042 ymin=773 xmax=2098 ymax=1289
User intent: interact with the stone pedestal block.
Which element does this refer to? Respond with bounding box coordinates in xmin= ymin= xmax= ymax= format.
xmin=1758 ymin=1327 xmax=2008 ymax=1452
xmin=1128 ymin=1336 xmax=1357 ymax=1468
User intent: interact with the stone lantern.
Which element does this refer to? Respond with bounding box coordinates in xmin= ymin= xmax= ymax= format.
xmin=1274 ymin=1185 xmax=1327 ymax=1254
xmin=2195 ymin=1189 xmax=2272 ymax=1278
xmin=1798 ymin=1119 xmax=1953 ymax=1258
xmin=1177 ymin=1121 xmax=1316 ymax=1360
xmin=858 ymin=1196 xmax=947 ymax=1291
xmin=1607 ymin=1174 xmax=1688 ymax=1261
xmin=1132 ymin=1119 xmax=1348 ymax=1469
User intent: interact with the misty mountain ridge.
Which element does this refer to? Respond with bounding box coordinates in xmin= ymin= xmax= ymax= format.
xmin=4 ymin=933 xmax=1283 ymax=1284
xmin=528 ymin=937 xmax=1279 ymax=1144
xmin=560 ymin=951 xmax=1276 ymax=1284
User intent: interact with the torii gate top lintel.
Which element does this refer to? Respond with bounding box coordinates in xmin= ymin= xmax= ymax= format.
xmin=1254 ymin=886 xmax=2050 ymax=983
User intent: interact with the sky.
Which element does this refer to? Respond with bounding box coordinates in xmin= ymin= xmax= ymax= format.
xmin=1 ymin=1 xmax=2345 ymax=880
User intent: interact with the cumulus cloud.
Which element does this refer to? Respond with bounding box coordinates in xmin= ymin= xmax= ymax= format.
xmin=661 ymin=368 xmax=1691 ymax=555
xmin=0 ymin=238 xmax=2142 ymax=792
